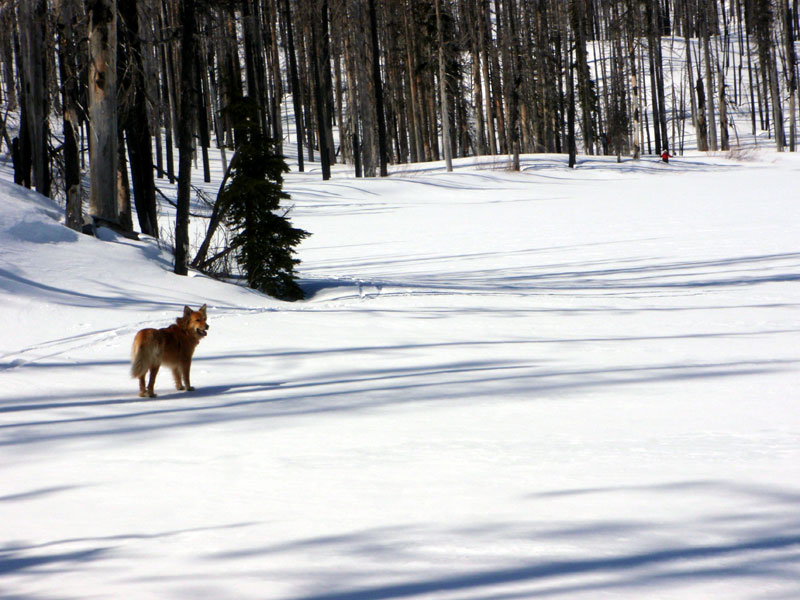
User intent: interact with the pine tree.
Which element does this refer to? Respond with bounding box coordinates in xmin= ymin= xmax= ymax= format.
xmin=222 ymin=97 xmax=310 ymax=301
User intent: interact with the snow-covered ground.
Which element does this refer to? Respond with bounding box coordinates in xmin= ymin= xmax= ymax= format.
xmin=2 ymin=149 xmax=800 ymax=599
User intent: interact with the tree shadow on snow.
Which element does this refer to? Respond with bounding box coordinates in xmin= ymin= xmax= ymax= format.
xmin=302 ymin=251 xmax=800 ymax=299
xmin=198 ymin=480 xmax=800 ymax=600
xmin=0 ymin=355 xmax=793 ymax=447
xmin=0 ymin=546 xmax=110 ymax=577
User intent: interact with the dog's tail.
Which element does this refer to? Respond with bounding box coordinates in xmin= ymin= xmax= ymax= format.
xmin=131 ymin=330 xmax=161 ymax=378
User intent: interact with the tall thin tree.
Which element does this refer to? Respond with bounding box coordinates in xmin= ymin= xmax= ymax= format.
xmin=55 ymin=0 xmax=83 ymax=231
xmin=435 ymin=0 xmax=453 ymax=172
xmin=368 ymin=0 xmax=388 ymax=176
xmin=175 ymin=0 xmax=198 ymax=275
xmin=87 ymin=0 xmax=119 ymax=227
xmin=18 ymin=0 xmax=51 ymax=198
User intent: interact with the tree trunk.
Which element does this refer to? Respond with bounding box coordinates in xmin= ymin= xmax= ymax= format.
xmin=368 ymin=0 xmax=388 ymax=176
xmin=13 ymin=21 xmax=32 ymax=188
xmin=702 ymin=6 xmax=718 ymax=151
xmin=566 ymin=7 xmax=576 ymax=168
xmin=354 ymin=3 xmax=375 ymax=175
xmin=280 ymin=0 xmax=305 ymax=171
xmin=403 ymin=0 xmax=425 ymax=162
xmin=653 ymin=3 xmax=669 ymax=151
xmin=786 ymin=1 xmax=798 ymax=151
xmin=87 ymin=0 xmax=119 ymax=226
xmin=478 ymin=0 xmax=497 ymax=155
xmin=309 ymin=0 xmax=331 ymax=180
xmin=504 ymin=0 xmax=521 ymax=169
xmin=117 ymin=130 xmax=133 ymax=232
xmin=696 ymin=76 xmax=709 ymax=151
xmin=55 ymin=0 xmax=83 ymax=231
xmin=573 ymin=0 xmax=594 ymax=154
xmin=718 ymin=61 xmax=730 ymax=151
xmin=18 ymin=0 xmax=51 ymax=198
xmin=627 ymin=1 xmax=640 ymax=159
xmin=158 ymin=5 xmax=175 ymax=184
xmin=468 ymin=0 xmax=487 ymax=155
xmin=175 ymin=0 xmax=197 ymax=276
xmin=320 ymin=0 xmax=336 ymax=164
xmin=435 ymin=0 xmax=453 ymax=172
xmin=0 ymin=8 xmax=17 ymax=114
xmin=119 ymin=0 xmax=158 ymax=237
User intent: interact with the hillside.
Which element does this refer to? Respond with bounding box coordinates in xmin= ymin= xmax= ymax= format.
xmin=2 ymin=151 xmax=800 ymax=599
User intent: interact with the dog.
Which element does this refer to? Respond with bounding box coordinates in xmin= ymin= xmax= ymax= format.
xmin=131 ymin=304 xmax=209 ymax=397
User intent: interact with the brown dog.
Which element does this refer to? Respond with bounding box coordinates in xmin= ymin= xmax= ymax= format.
xmin=131 ymin=305 xmax=209 ymax=397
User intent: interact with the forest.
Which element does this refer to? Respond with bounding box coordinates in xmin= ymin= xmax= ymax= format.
xmin=0 ymin=0 xmax=798 ymax=276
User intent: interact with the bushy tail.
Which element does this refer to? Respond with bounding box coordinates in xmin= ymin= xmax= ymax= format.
xmin=131 ymin=331 xmax=161 ymax=378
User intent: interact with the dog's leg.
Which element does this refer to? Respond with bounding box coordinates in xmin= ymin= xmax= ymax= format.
xmin=146 ymin=366 xmax=160 ymax=397
xmin=172 ymin=368 xmax=185 ymax=390
xmin=181 ymin=360 xmax=195 ymax=392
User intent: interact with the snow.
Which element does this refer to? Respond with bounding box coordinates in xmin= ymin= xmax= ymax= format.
xmin=1 ymin=149 xmax=800 ymax=599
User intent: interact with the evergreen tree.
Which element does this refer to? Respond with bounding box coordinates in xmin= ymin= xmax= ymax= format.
xmin=222 ymin=97 xmax=310 ymax=301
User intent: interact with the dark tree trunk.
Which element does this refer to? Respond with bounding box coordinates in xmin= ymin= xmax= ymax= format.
xmin=19 ymin=0 xmax=51 ymax=197
xmin=12 ymin=22 xmax=31 ymax=190
xmin=119 ymin=0 xmax=159 ymax=237
xmin=309 ymin=0 xmax=331 ymax=180
xmin=320 ymin=0 xmax=336 ymax=164
xmin=56 ymin=0 xmax=83 ymax=231
xmin=435 ymin=0 xmax=453 ymax=172
xmin=280 ymin=0 xmax=305 ymax=171
xmin=368 ymin=0 xmax=388 ymax=176
xmin=175 ymin=0 xmax=197 ymax=275
xmin=567 ymin=21 xmax=577 ymax=168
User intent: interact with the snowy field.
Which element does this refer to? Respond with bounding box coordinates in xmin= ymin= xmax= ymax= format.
xmin=1 ymin=149 xmax=800 ymax=599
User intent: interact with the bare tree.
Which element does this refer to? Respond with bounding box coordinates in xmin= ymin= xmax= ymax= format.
xmin=18 ymin=0 xmax=50 ymax=197
xmin=368 ymin=0 xmax=388 ymax=176
xmin=87 ymin=0 xmax=119 ymax=227
xmin=435 ymin=0 xmax=453 ymax=171
xmin=119 ymin=0 xmax=159 ymax=237
xmin=55 ymin=0 xmax=83 ymax=231
xmin=175 ymin=0 xmax=198 ymax=275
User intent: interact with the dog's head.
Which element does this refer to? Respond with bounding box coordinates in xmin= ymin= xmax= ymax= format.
xmin=183 ymin=304 xmax=209 ymax=340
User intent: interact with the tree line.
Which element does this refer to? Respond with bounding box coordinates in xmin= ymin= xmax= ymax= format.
xmin=0 ymin=0 xmax=798 ymax=275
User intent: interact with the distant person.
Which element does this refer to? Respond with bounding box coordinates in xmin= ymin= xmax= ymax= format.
xmin=661 ymin=148 xmax=672 ymax=163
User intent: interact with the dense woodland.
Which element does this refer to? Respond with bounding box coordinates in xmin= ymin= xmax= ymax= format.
xmin=0 ymin=0 xmax=798 ymax=277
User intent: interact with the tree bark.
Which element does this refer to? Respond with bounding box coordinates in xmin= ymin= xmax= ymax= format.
xmin=175 ymin=0 xmax=197 ymax=275
xmin=55 ymin=0 xmax=83 ymax=231
xmin=309 ymin=0 xmax=331 ymax=180
xmin=368 ymin=0 xmax=388 ymax=176
xmin=280 ymin=0 xmax=305 ymax=171
xmin=435 ymin=0 xmax=453 ymax=172
xmin=18 ymin=0 xmax=51 ymax=197
xmin=784 ymin=0 xmax=797 ymax=151
xmin=119 ymin=0 xmax=159 ymax=237
xmin=87 ymin=0 xmax=119 ymax=226
xmin=627 ymin=0 xmax=640 ymax=159
xmin=702 ymin=4 xmax=718 ymax=151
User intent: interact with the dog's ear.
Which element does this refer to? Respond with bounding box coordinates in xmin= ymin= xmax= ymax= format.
xmin=199 ymin=304 xmax=207 ymax=317
xmin=184 ymin=305 xmax=192 ymax=317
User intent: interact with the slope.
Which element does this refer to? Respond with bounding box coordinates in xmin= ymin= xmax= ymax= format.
xmin=1 ymin=152 xmax=800 ymax=599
